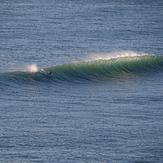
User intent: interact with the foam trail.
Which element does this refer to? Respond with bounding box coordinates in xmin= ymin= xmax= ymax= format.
xmin=27 ymin=64 xmax=38 ymax=73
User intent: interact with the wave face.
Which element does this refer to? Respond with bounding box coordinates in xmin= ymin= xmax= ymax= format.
xmin=1 ymin=55 xmax=163 ymax=85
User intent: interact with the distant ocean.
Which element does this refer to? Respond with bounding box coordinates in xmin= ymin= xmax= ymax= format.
xmin=0 ymin=0 xmax=163 ymax=162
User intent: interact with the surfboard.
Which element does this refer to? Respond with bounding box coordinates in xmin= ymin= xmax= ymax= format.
xmin=40 ymin=69 xmax=52 ymax=75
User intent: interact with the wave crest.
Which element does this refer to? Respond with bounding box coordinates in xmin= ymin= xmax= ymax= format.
xmin=85 ymin=50 xmax=148 ymax=61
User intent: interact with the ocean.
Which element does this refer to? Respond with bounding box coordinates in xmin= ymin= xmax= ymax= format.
xmin=0 ymin=0 xmax=163 ymax=162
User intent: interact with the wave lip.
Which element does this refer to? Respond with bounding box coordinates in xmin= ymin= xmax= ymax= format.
xmin=85 ymin=50 xmax=148 ymax=61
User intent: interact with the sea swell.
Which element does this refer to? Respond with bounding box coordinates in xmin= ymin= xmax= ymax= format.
xmin=1 ymin=55 xmax=163 ymax=85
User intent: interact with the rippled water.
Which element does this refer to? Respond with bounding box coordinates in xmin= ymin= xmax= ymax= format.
xmin=0 ymin=0 xmax=163 ymax=162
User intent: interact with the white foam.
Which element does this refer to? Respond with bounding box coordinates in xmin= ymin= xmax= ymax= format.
xmin=85 ymin=50 xmax=148 ymax=62
xmin=27 ymin=64 xmax=38 ymax=73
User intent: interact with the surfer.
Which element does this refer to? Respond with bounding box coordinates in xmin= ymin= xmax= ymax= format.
xmin=40 ymin=69 xmax=52 ymax=75
xmin=48 ymin=72 xmax=52 ymax=75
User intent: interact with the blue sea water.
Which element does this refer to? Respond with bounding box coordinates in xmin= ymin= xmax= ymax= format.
xmin=0 ymin=0 xmax=163 ymax=162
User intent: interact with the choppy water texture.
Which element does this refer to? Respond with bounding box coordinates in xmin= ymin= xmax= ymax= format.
xmin=0 ymin=0 xmax=163 ymax=163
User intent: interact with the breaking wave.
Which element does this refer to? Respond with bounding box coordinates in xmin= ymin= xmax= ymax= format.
xmin=1 ymin=54 xmax=163 ymax=85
